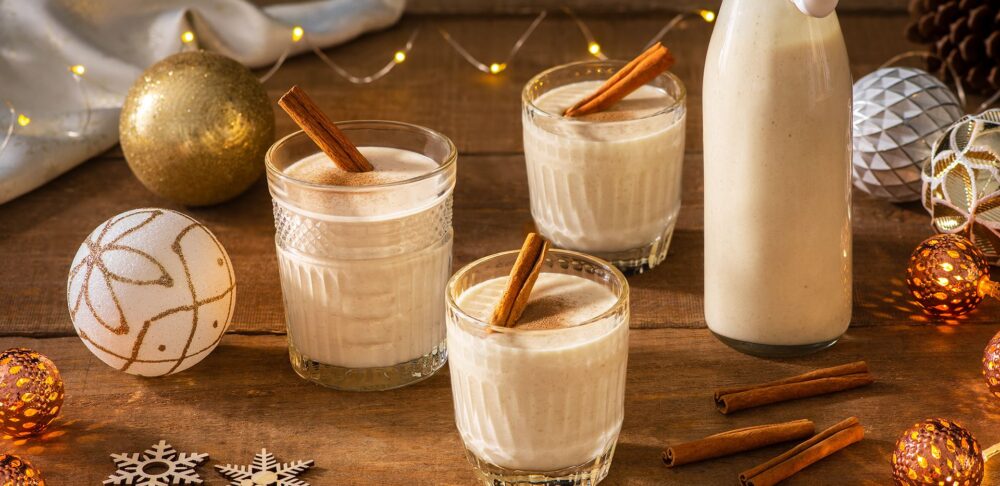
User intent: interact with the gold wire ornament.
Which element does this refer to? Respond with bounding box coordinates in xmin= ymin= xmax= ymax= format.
xmin=905 ymin=233 xmax=1000 ymax=318
xmin=891 ymin=418 xmax=984 ymax=486
xmin=0 ymin=453 xmax=45 ymax=485
xmin=922 ymin=110 xmax=1000 ymax=264
xmin=0 ymin=348 xmax=64 ymax=438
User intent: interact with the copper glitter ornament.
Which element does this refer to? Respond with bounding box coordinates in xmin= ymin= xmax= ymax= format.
xmin=983 ymin=330 xmax=1000 ymax=398
xmin=120 ymin=51 xmax=274 ymax=206
xmin=0 ymin=453 xmax=45 ymax=485
xmin=891 ymin=418 xmax=983 ymax=486
xmin=906 ymin=233 xmax=1000 ymax=318
xmin=0 ymin=348 xmax=64 ymax=438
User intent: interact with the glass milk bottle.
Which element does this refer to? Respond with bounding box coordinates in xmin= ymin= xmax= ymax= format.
xmin=703 ymin=0 xmax=852 ymax=356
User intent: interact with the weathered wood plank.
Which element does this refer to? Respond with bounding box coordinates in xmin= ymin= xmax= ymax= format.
xmin=5 ymin=325 xmax=997 ymax=484
xmin=96 ymin=13 xmax=917 ymax=158
xmin=254 ymin=0 xmax=910 ymax=14
xmin=403 ymin=0 xmax=910 ymax=15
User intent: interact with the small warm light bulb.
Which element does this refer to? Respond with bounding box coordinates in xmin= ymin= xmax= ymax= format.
xmin=292 ymin=26 xmax=304 ymax=43
xmin=16 ymin=114 xmax=29 ymax=127
xmin=489 ymin=62 xmax=506 ymax=74
xmin=588 ymin=42 xmax=601 ymax=56
xmin=69 ymin=64 xmax=85 ymax=76
xmin=393 ymin=51 xmax=406 ymax=63
xmin=181 ymin=31 xmax=195 ymax=44
xmin=699 ymin=9 xmax=716 ymax=22
xmin=906 ymin=234 xmax=1000 ymax=318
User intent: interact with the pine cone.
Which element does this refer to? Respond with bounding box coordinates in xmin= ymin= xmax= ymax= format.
xmin=906 ymin=0 xmax=1000 ymax=94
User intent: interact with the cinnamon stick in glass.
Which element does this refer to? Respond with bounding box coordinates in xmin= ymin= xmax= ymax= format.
xmin=563 ymin=42 xmax=675 ymax=117
xmin=715 ymin=361 xmax=874 ymax=414
xmin=490 ymin=233 xmax=549 ymax=327
xmin=663 ymin=419 xmax=815 ymax=467
xmin=740 ymin=417 xmax=864 ymax=486
xmin=278 ymin=85 xmax=374 ymax=172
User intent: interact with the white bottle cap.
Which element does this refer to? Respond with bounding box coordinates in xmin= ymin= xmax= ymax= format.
xmin=791 ymin=0 xmax=838 ymax=17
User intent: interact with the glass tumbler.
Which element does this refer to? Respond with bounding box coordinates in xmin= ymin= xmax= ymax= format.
xmin=447 ymin=249 xmax=630 ymax=485
xmin=522 ymin=60 xmax=687 ymax=274
xmin=265 ymin=121 xmax=457 ymax=391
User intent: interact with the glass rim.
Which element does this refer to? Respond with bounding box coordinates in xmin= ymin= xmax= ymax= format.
xmin=264 ymin=120 xmax=458 ymax=192
xmin=446 ymin=248 xmax=630 ymax=335
xmin=521 ymin=59 xmax=687 ymax=126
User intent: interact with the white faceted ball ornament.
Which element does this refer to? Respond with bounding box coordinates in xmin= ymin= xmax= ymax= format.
xmin=67 ymin=208 xmax=235 ymax=376
xmin=852 ymin=67 xmax=963 ymax=202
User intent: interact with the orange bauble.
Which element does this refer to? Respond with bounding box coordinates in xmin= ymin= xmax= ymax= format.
xmin=0 ymin=454 xmax=45 ymax=485
xmin=0 ymin=348 xmax=64 ymax=438
xmin=906 ymin=234 xmax=993 ymax=318
xmin=891 ymin=418 xmax=983 ymax=486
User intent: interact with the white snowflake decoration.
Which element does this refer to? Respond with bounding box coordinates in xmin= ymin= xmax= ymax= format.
xmin=215 ymin=449 xmax=314 ymax=486
xmin=105 ymin=440 xmax=208 ymax=485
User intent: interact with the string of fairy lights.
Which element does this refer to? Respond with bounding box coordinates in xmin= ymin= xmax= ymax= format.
xmin=0 ymin=8 xmax=718 ymax=158
xmin=246 ymin=8 xmax=715 ymax=81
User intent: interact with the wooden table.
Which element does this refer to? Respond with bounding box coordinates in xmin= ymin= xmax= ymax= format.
xmin=2 ymin=3 xmax=998 ymax=484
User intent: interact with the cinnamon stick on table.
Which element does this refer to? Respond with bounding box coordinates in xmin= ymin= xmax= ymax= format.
xmin=740 ymin=417 xmax=865 ymax=486
xmin=278 ymin=85 xmax=374 ymax=172
xmin=715 ymin=361 xmax=874 ymax=414
xmin=490 ymin=233 xmax=549 ymax=327
xmin=663 ymin=419 xmax=815 ymax=468
xmin=563 ymin=42 xmax=675 ymax=117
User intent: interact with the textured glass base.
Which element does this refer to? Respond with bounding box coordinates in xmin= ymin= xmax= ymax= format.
xmin=464 ymin=442 xmax=616 ymax=486
xmin=589 ymin=223 xmax=676 ymax=276
xmin=288 ymin=340 xmax=447 ymax=391
xmin=711 ymin=332 xmax=839 ymax=358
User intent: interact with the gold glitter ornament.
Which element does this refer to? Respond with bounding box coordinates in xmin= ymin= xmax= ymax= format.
xmin=0 ymin=348 xmax=64 ymax=438
xmin=120 ymin=51 xmax=274 ymax=206
xmin=905 ymin=233 xmax=1000 ymax=318
xmin=0 ymin=453 xmax=45 ymax=485
xmin=891 ymin=418 xmax=983 ymax=486
xmin=922 ymin=110 xmax=1000 ymax=264
xmin=982 ymin=330 xmax=1000 ymax=398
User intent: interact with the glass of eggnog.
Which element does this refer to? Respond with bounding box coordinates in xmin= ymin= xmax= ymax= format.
xmin=265 ymin=121 xmax=457 ymax=391
xmin=446 ymin=248 xmax=629 ymax=485
xmin=522 ymin=60 xmax=686 ymax=273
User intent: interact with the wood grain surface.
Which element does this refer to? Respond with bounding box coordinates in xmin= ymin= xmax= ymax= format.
xmin=0 ymin=7 xmax=997 ymax=485
xmin=3 ymin=326 xmax=997 ymax=484
xmin=404 ymin=0 xmax=910 ymax=14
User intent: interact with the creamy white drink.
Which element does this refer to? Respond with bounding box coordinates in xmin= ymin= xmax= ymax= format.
xmin=280 ymin=148 xmax=447 ymax=369
xmin=523 ymin=63 xmax=686 ymax=272
xmin=266 ymin=122 xmax=456 ymax=390
xmin=447 ymin=251 xmax=629 ymax=483
xmin=703 ymin=0 xmax=852 ymax=354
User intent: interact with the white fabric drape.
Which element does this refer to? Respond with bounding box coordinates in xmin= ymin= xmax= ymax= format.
xmin=0 ymin=0 xmax=405 ymax=204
